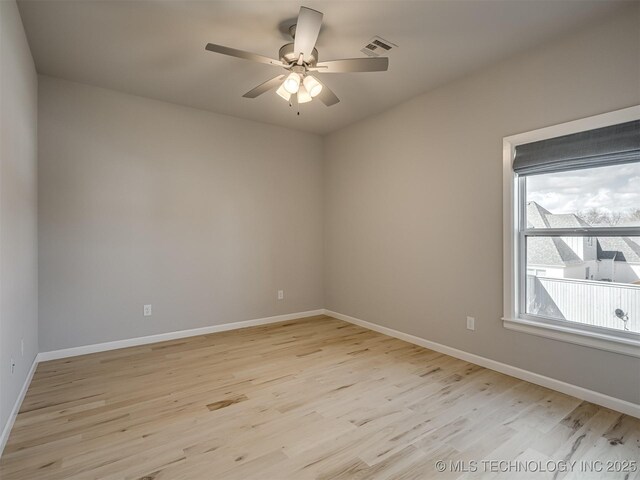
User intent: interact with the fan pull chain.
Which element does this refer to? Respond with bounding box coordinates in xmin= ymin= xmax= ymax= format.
xmin=288 ymin=101 xmax=301 ymax=116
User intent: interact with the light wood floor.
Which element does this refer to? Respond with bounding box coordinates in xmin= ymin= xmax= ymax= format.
xmin=1 ymin=315 xmax=638 ymax=479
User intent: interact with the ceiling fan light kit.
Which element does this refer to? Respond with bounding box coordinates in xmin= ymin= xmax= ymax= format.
xmin=303 ymin=75 xmax=322 ymax=97
xmin=205 ymin=6 xmax=389 ymax=109
xmin=276 ymin=83 xmax=291 ymax=101
xmin=283 ymin=71 xmax=301 ymax=94
xmin=297 ymin=85 xmax=313 ymax=104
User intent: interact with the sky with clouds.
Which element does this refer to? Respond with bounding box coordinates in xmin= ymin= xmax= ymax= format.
xmin=527 ymin=162 xmax=640 ymax=216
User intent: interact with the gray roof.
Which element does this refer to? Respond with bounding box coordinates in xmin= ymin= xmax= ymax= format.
xmin=546 ymin=214 xmax=590 ymax=228
xmin=527 ymin=202 xmax=584 ymax=267
xmin=527 ymin=202 xmax=551 ymax=228
xmin=527 ymin=202 xmax=640 ymax=266
xmin=528 ymin=237 xmax=583 ymax=266
xmin=598 ymin=237 xmax=640 ymax=263
xmin=527 ymin=202 xmax=589 ymax=228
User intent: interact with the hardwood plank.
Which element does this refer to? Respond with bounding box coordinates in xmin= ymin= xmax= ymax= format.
xmin=1 ymin=315 xmax=637 ymax=479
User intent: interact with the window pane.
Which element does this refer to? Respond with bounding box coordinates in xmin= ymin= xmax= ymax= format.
xmin=526 ymin=236 xmax=640 ymax=333
xmin=525 ymin=162 xmax=640 ymax=228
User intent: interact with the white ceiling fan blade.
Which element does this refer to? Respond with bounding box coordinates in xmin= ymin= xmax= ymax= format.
xmin=242 ymin=75 xmax=285 ymax=98
xmin=313 ymin=77 xmax=339 ymax=106
xmin=293 ymin=7 xmax=323 ymax=61
xmin=313 ymin=57 xmax=389 ymax=73
xmin=205 ymin=43 xmax=286 ymax=67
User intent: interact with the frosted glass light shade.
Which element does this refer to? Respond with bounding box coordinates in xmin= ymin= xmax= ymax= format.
xmin=297 ymin=85 xmax=312 ymax=104
xmin=283 ymin=72 xmax=301 ymax=94
xmin=276 ymin=83 xmax=291 ymax=101
xmin=303 ymin=75 xmax=323 ymax=97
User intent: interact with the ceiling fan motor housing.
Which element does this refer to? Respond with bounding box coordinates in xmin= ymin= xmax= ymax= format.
xmin=279 ymin=43 xmax=318 ymax=67
xmin=205 ymin=7 xmax=388 ymax=107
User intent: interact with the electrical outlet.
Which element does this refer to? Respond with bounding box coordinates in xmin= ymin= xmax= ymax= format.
xmin=21 ymin=338 xmax=24 ymax=356
xmin=277 ymin=290 xmax=284 ymax=300
xmin=10 ymin=358 xmax=15 ymax=375
xmin=143 ymin=304 xmax=152 ymax=316
xmin=466 ymin=316 xmax=475 ymax=331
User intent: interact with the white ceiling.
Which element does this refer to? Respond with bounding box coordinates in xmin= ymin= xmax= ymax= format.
xmin=18 ymin=0 xmax=627 ymax=135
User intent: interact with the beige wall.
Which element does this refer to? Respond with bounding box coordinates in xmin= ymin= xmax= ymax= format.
xmin=0 ymin=0 xmax=39 ymax=434
xmin=324 ymin=6 xmax=640 ymax=404
xmin=34 ymin=4 xmax=640 ymax=407
xmin=38 ymin=76 xmax=324 ymax=351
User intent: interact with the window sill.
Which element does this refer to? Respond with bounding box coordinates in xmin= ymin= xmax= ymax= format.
xmin=502 ymin=317 xmax=640 ymax=358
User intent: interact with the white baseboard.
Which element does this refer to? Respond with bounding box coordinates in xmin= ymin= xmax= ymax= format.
xmin=38 ymin=309 xmax=325 ymax=362
xmin=0 ymin=356 xmax=38 ymax=456
xmin=1 ymin=309 xmax=324 ymax=457
xmin=4 ymin=307 xmax=636 ymax=458
xmin=324 ymin=309 xmax=640 ymax=419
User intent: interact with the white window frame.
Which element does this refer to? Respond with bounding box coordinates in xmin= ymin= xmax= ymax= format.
xmin=502 ymin=105 xmax=640 ymax=358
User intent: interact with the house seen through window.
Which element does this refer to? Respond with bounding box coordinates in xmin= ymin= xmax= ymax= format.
xmin=523 ymin=161 xmax=640 ymax=334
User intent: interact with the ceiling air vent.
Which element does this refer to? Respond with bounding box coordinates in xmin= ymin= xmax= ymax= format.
xmin=361 ymin=36 xmax=397 ymax=57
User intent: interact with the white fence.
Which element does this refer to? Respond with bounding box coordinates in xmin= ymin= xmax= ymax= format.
xmin=527 ymin=275 xmax=640 ymax=333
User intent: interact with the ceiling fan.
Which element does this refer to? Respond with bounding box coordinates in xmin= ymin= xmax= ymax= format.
xmin=205 ymin=6 xmax=389 ymax=107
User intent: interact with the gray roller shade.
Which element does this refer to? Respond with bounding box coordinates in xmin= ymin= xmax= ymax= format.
xmin=513 ymin=120 xmax=640 ymax=175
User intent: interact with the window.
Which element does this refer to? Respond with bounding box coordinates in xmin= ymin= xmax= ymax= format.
xmin=523 ymin=163 xmax=640 ymax=332
xmin=503 ymin=107 xmax=640 ymax=357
